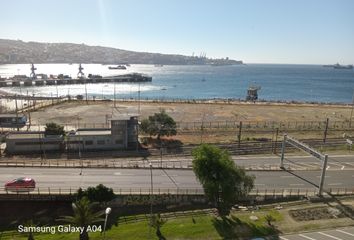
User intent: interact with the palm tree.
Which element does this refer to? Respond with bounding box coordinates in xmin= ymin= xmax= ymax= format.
xmin=150 ymin=214 xmax=167 ymax=240
xmin=58 ymin=197 xmax=104 ymax=240
xmin=22 ymin=219 xmax=35 ymax=240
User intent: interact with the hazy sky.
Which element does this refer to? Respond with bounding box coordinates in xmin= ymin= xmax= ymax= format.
xmin=1 ymin=0 xmax=353 ymax=64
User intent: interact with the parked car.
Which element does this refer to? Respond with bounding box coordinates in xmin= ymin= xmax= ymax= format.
xmin=4 ymin=177 xmax=36 ymax=191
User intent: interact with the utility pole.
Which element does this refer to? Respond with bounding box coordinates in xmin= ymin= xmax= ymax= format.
xmin=200 ymin=112 xmax=206 ymax=144
xmin=318 ymin=154 xmax=328 ymax=196
xmin=15 ymin=94 xmax=19 ymax=132
xmin=280 ymin=134 xmax=287 ymax=169
xmin=114 ymin=83 xmax=116 ymax=108
xmin=138 ymin=83 xmax=141 ymax=115
xmin=85 ymin=82 xmax=88 ymax=104
xmin=273 ymin=128 xmax=279 ymax=154
xmin=149 ymin=162 xmax=153 ymax=239
xmin=28 ymin=110 xmax=31 ymax=128
xmin=237 ymin=121 xmax=242 ymax=148
xmin=323 ymin=118 xmax=329 ymax=143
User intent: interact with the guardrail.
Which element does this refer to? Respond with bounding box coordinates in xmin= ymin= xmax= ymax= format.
xmin=1 ymin=187 xmax=353 ymax=198
xmin=0 ymin=158 xmax=288 ymax=171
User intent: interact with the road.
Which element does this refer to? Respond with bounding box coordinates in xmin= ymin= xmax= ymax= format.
xmin=2 ymin=154 xmax=354 ymax=171
xmin=232 ymin=154 xmax=354 ymax=170
xmin=281 ymin=226 xmax=354 ymax=240
xmin=0 ymin=167 xmax=353 ymax=192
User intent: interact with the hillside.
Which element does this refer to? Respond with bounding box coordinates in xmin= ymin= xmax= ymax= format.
xmin=0 ymin=39 xmax=243 ymax=65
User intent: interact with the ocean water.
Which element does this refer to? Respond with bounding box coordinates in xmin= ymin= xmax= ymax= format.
xmin=0 ymin=63 xmax=353 ymax=103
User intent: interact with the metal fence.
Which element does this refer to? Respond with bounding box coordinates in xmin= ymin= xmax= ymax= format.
xmin=4 ymin=119 xmax=354 ymax=132
xmin=1 ymin=187 xmax=353 ymax=197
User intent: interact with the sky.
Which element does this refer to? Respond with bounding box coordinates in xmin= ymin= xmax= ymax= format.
xmin=0 ymin=0 xmax=354 ymax=64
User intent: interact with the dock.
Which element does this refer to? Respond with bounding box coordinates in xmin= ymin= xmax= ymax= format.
xmin=0 ymin=73 xmax=152 ymax=88
xmin=0 ymin=64 xmax=152 ymax=88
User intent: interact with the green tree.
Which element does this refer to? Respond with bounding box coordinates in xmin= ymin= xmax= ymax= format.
xmin=58 ymin=197 xmax=104 ymax=240
xmin=76 ymin=184 xmax=115 ymax=205
xmin=150 ymin=214 xmax=167 ymax=240
xmin=140 ymin=110 xmax=177 ymax=140
xmin=44 ymin=122 xmax=65 ymax=136
xmin=192 ymin=144 xmax=254 ymax=215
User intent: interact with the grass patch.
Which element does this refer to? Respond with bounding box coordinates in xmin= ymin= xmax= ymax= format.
xmin=0 ymin=210 xmax=282 ymax=240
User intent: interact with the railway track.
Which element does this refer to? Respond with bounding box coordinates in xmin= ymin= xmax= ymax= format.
xmin=148 ymin=138 xmax=349 ymax=156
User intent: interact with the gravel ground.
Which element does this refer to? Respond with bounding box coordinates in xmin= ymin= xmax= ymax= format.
xmin=29 ymin=100 xmax=352 ymax=125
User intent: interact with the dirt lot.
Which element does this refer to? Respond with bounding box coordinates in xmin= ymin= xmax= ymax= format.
xmin=30 ymin=100 xmax=352 ymax=125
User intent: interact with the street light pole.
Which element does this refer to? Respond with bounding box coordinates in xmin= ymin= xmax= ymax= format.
xmin=159 ymin=124 xmax=164 ymax=168
xmin=149 ymin=162 xmax=153 ymax=239
xmin=103 ymin=207 xmax=112 ymax=240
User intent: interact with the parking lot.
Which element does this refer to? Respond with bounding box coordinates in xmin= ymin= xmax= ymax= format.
xmin=280 ymin=227 xmax=354 ymax=240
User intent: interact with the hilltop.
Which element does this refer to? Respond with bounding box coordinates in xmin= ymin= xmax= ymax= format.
xmin=0 ymin=39 xmax=243 ymax=65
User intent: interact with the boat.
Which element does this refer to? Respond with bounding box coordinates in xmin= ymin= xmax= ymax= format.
xmin=323 ymin=63 xmax=353 ymax=69
xmin=154 ymin=64 xmax=164 ymax=67
xmin=108 ymin=65 xmax=127 ymax=70
xmin=333 ymin=63 xmax=353 ymax=69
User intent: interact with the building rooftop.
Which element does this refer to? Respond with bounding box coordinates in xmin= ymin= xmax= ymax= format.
xmin=111 ymin=114 xmax=138 ymax=121
xmin=7 ymin=133 xmax=62 ymax=140
xmin=75 ymin=129 xmax=111 ymax=136
xmin=0 ymin=114 xmax=26 ymax=118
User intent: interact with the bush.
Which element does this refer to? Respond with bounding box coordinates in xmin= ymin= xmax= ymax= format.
xmin=44 ymin=122 xmax=65 ymax=136
xmin=76 ymin=184 xmax=115 ymax=204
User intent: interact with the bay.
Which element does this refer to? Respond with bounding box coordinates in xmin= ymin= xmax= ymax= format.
xmin=0 ymin=63 xmax=353 ymax=103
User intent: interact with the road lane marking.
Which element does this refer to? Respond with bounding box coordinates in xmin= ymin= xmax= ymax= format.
xmin=318 ymin=232 xmax=343 ymax=240
xmin=297 ymin=162 xmax=321 ymax=168
xmin=279 ymin=237 xmax=290 ymax=240
xmin=329 ymin=162 xmax=345 ymax=168
xmin=328 ymin=183 xmax=343 ymax=186
xmin=162 ymin=169 xmax=179 ymax=188
xmin=336 ymin=229 xmax=354 ymax=236
xmin=299 ymin=234 xmax=317 ymax=240
xmin=288 ymin=162 xmax=310 ymax=169
xmin=341 ymin=166 xmax=345 ymax=170
xmin=343 ymin=162 xmax=354 ymax=167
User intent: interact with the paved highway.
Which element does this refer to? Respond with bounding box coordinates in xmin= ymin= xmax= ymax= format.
xmin=0 ymin=167 xmax=353 ymax=192
xmin=2 ymin=154 xmax=353 ymax=171
xmin=232 ymin=154 xmax=354 ymax=170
